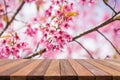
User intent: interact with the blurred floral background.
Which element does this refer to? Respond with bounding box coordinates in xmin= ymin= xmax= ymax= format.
xmin=0 ymin=0 xmax=120 ymax=59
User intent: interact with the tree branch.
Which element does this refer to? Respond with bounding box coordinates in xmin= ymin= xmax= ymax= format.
xmin=72 ymin=15 xmax=117 ymax=40
xmin=103 ymin=0 xmax=117 ymax=14
xmin=96 ymin=30 xmax=120 ymax=55
xmin=74 ymin=40 xmax=94 ymax=59
xmin=34 ymin=42 xmax=40 ymax=52
xmin=0 ymin=1 xmax=25 ymax=36
xmin=24 ymin=14 xmax=119 ymax=59
xmin=24 ymin=3 xmax=120 ymax=59
xmin=24 ymin=48 xmax=46 ymax=59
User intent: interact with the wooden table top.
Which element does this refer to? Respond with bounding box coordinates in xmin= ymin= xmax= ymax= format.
xmin=0 ymin=59 xmax=120 ymax=80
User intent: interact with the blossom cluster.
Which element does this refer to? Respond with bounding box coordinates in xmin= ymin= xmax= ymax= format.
xmin=1 ymin=0 xmax=119 ymax=59
xmin=39 ymin=0 xmax=79 ymax=51
xmin=0 ymin=32 xmax=27 ymax=59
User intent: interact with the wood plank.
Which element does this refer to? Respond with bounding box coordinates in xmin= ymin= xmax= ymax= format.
xmin=0 ymin=59 xmax=27 ymax=73
xmin=86 ymin=60 xmax=120 ymax=80
xmin=0 ymin=60 xmax=27 ymax=80
xmin=95 ymin=60 xmax=120 ymax=72
xmin=106 ymin=60 xmax=120 ymax=67
xmin=95 ymin=60 xmax=120 ymax=80
xmin=10 ymin=60 xmax=43 ymax=80
xmin=0 ymin=59 xmax=10 ymax=62
xmin=68 ymin=59 xmax=94 ymax=80
xmin=0 ymin=59 xmax=120 ymax=80
xmin=44 ymin=60 xmax=60 ymax=80
xmin=60 ymin=59 xmax=77 ymax=80
xmin=27 ymin=59 xmax=51 ymax=80
xmin=112 ymin=59 xmax=120 ymax=63
xmin=76 ymin=60 xmax=111 ymax=80
xmin=89 ymin=60 xmax=120 ymax=75
xmin=0 ymin=59 xmax=14 ymax=66
xmin=107 ymin=59 xmax=120 ymax=64
xmin=0 ymin=60 xmax=34 ymax=75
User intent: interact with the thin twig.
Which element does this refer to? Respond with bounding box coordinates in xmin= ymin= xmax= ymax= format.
xmin=24 ymin=48 xmax=46 ymax=59
xmin=73 ymin=16 xmax=116 ymax=40
xmin=96 ymin=30 xmax=120 ymax=55
xmin=0 ymin=11 xmax=13 ymax=16
xmin=74 ymin=40 xmax=94 ymax=59
xmin=112 ymin=0 xmax=117 ymax=16
xmin=34 ymin=42 xmax=40 ymax=52
xmin=73 ymin=11 xmax=120 ymax=41
xmin=0 ymin=1 xmax=25 ymax=37
xmin=103 ymin=0 xmax=117 ymax=14
xmin=14 ymin=18 xmax=26 ymax=24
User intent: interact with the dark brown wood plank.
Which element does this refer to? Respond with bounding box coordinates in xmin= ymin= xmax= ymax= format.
xmin=86 ymin=60 xmax=120 ymax=80
xmin=76 ymin=60 xmax=111 ymax=80
xmin=68 ymin=59 xmax=94 ymax=80
xmin=27 ymin=59 xmax=51 ymax=80
xmin=60 ymin=59 xmax=77 ymax=80
xmin=44 ymin=60 xmax=60 ymax=80
xmin=10 ymin=60 xmax=43 ymax=80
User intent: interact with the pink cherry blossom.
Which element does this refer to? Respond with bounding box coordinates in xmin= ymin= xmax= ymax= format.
xmin=0 ymin=0 xmax=120 ymax=59
xmin=25 ymin=0 xmax=36 ymax=3
xmin=25 ymin=24 xmax=38 ymax=37
xmin=0 ymin=22 xmax=3 ymax=28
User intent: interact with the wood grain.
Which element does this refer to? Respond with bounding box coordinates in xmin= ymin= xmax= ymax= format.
xmin=45 ymin=60 xmax=60 ymax=80
xmin=0 ymin=60 xmax=33 ymax=75
xmin=107 ymin=59 xmax=120 ymax=64
xmin=76 ymin=60 xmax=111 ymax=80
xmin=86 ymin=60 xmax=120 ymax=80
xmin=88 ymin=60 xmax=120 ymax=75
xmin=68 ymin=59 xmax=94 ymax=80
xmin=0 ymin=59 xmax=14 ymax=66
xmin=27 ymin=59 xmax=51 ymax=80
xmin=96 ymin=60 xmax=120 ymax=72
xmin=60 ymin=59 xmax=77 ymax=80
xmin=0 ymin=59 xmax=27 ymax=73
xmin=0 ymin=59 xmax=120 ymax=80
xmin=11 ymin=60 xmax=43 ymax=80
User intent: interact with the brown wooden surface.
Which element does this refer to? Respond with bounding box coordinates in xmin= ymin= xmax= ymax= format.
xmin=0 ymin=59 xmax=120 ymax=80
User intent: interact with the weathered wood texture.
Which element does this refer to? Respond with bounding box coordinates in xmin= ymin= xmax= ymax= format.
xmin=0 ymin=59 xmax=120 ymax=80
